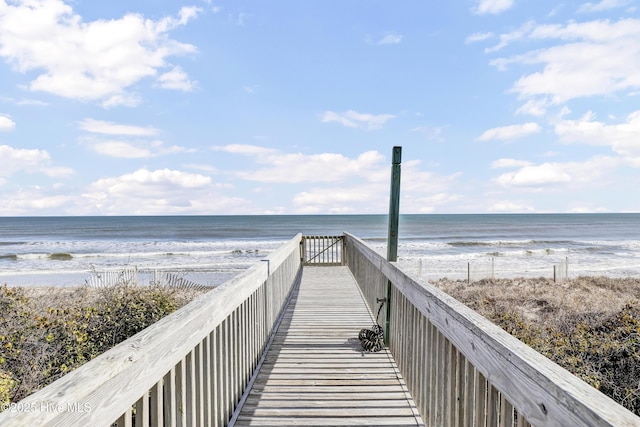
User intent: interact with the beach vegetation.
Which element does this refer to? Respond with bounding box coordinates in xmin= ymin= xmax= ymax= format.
xmin=432 ymin=276 xmax=640 ymax=415
xmin=0 ymin=282 xmax=206 ymax=406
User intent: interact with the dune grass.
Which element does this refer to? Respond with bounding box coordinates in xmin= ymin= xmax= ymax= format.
xmin=0 ymin=283 xmax=207 ymax=406
xmin=431 ymin=276 xmax=640 ymax=415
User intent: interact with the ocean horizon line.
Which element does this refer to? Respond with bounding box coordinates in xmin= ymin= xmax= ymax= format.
xmin=1 ymin=212 xmax=640 ymax=219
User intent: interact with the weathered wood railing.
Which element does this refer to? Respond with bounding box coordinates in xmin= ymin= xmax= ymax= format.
xmin=5 ymin=233 xmax=639 ymax=426
xmin=343 ymin=232 xmax=640 ymax=427
xmin=0 ymin=234 xmax=303 ymax=427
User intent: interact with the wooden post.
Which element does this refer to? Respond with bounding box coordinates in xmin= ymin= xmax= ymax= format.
xmin=387 ymin=146 xmax=402 ymax=262
xmin=386 ymin=146 xmax=402 ymax=344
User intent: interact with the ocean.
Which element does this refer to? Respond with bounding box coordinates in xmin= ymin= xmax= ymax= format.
xmin=0 ymin=214 xmax=639 ymax=287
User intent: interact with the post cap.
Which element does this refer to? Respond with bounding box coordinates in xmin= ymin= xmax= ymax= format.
xmin=392 ymin=146 xmax=402 ymax=164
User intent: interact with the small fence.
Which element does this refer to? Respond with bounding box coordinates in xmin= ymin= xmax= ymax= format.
xmin=465 ymin=257 xmax=570 ymax=283
xmin=84 ymin=267 xmax=139 ymax=287
xmin=85 ymin=268 xmax=212 ymax=290
xmin=553 ymin=257 xmax=569 ymax=283
xmin=412 ymin=257 xmax=572 ymax=283
xmin=467 ymin=258 xmax=496 ymax=284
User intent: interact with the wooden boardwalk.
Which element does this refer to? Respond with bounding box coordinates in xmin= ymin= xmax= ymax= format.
xmin=235 ymin=266 xmax=424 ymax=426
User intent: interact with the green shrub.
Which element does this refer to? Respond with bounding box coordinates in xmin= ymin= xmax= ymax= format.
xmin=480 ymin=297 xmax=640 ymax=415
xmin=88 ymin=284 xmax=178 ymax=351
xmin=0 ymin=371 xmax=15 ymax=406
xmin=0 ymin=283 xmax=202 ymax=406
xmin=0 ymin=286 xmax=40 ymax=401
xmin=433 ymin=277 xmax=640 ymax=416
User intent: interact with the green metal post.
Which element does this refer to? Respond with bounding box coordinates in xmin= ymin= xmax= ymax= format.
xmin=385 ymin=146 xmax=401 ymax=344
xmin=387 ymin=146 xmax=402 ymax=262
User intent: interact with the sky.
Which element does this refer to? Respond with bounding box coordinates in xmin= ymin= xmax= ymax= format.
xmin=0 ymin=0 xmax=639 ymax=216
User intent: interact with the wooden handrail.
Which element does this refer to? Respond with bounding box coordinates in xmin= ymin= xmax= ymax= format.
xmin=0 ymin=234 xmax=303 ymax=427
xmin=343 ymin=232 xmax=640 ymax=426
xmin=5 ymin=232 xmax=638 ymax=426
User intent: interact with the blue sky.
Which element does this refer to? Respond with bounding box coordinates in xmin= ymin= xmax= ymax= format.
xmin=0 ymin=0 xmax=639 ymax=215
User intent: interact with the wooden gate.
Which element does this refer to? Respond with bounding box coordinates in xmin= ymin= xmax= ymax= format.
xmin=301 ymin=235 xmax=344 ymax=266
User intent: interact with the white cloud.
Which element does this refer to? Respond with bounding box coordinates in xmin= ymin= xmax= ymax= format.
xmin=515 ymin=99 xmax=551 ymax=117
xmin=177 ymin=6 xmax=201 ymax=24
xmin=490 ymin=19 xmax=640 ymax=108
xmin=101 ymin=93 xmax=142 ymax=109
xmin=90 ymin=141 xmax=151 ymax=158
xmin=528 ymin=18 xmax=640 ymax=42
xmin=401 ymin=159 xmax=460 ymax=194
xmin=232 ymin=149 xmax=386 ymax=184
xmin=42 ymin=166 xmax=74 ymax=177
xmin=477 ymin=122 xmax=541 ymax=141
xmin=292 ymin=168 xmax=460 ymax=214
xmin=578 ymin=0 xmax=631 ymax=13
xmin=0 ymin=145 xmax=45 ymax=176
xmin=488 ymin=201 xmax=535 ymax=212
xmin=16 ymin=98 xmax=48 ymax=106
xmin=79 ymin=119 xmax=193 ymax=158
xmin=568 ymin=205 xmax=609 ymax=213
xmin=293 ymin=185 xmax=382 ymax=214
xmin=243 ymin=85 xmax=258 ymax=94
xmin=157 ymin=66 xmax=198 ymax=91
xmin=0 ymin=144 xmax=73 ymax=177
xmin=474 ymin=0 xmax=514 ymax=15
xmin=321 ymin=110 xmax=396 ymax=130
xmin=0 ymin=115 xmax=16 ymax=131
xmin=88 ymin=139 xmax=191 ymax=159
xmin=183 ymin=163 xmax=219 ymax=174
xmin=495 ymin=163 xmax=571 ymax=187
xmin=378 ymin=33 xmax=402 ymax=45
xmin=410 ymin=125 xmax=446 ymax=142
xmin=401 ymin=192 xmax=463 ymax=214
xmin=0 ymin=1 xmax=200 ymax=103
xmin=81 ymin=168 xmax=257 ymax=215
xmin=214 ymin=144 xmax=276 ymax=155
xmin=493 ymin=156 xmax=620 ymax=188
xmin=215 ymin=146 xmax=460 ymax=213
xmin=555 ymin=110 xmax=640 ymax=165
xmin=491 ymin=158 xmax=534 ymax=168
xmin=0 ymin=189 xmax=73 ymax=215
xmin=79 ymin=119 xmax=158 ymax=136
xmin=485 ymin=21 xmax=536 ymax=53
xmin=90 ymin=168 xmax=210 ymax=193
xmin=293 ymin=187 xmax=462 ymax=215
xmin=465 ymin=32 xmax=493 ymax=44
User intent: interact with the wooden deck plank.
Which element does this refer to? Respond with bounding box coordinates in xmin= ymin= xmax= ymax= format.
xmin=234 ymin=266 xmax=424 ymax=427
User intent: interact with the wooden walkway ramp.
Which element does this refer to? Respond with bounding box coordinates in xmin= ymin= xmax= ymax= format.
xmin=234 ymin=266 xmax=424 ymax=426
xmin=3 ymin=234 xmax=638 ymax=427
